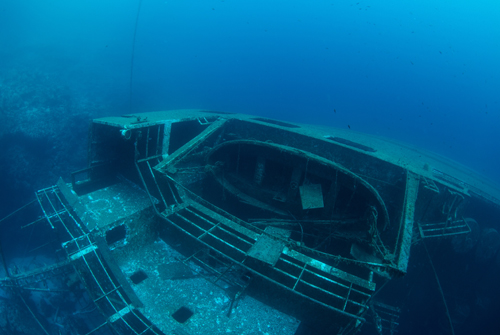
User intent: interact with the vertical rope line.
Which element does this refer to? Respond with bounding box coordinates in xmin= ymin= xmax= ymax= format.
xmin=130 ymin=0 xmax=144 ymax=113
xmin=423 ymin=240 xmax=455 ymax=335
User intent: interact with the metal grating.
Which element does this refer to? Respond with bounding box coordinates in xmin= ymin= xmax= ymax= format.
xmin=162 ymin=200 xmax=373 ymax=321
xmin=418 ymin=218 xmax=471 ymax=239
xmin=35 ymin=184 xmax=166 ymax=335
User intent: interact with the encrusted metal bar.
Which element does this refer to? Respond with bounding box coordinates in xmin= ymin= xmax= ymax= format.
xmin=2 ymin=285 xmax=69 ymax=293
xmin=156 ymin=124 xmax=161 ymax=156
xmin=83 ymin=321 xmax=108 ymax=335
xmin=189 ymin=202 xmax=260 ymax=241
xmin=298 ymin=278 xmax=366 ymax=309
xmin=196 ymin=219 xmax=222 ymax=240
xmin=282 ymin=247 xmax=375 ymax=291
xmin=162 ymin=121 xmax=172 ymax=157
xmin=185 ymin=207 xmax=253 ymax=246
xmin=137 ymin=154 xmax=164 ymax=163
xmin=394 ymin=171 xmax=420 ymax=274
xmin=108 ymin=305 xmax=134 ymax=323
xmin=135 ymin=159 xmax=161 ymax=215
xmin=52 ymin=188 xmax=86 ymax=238
xmin=278 ymin=257 xmax=371 ymax=298
xmin=343 ymin=284 xmax=353 ymax=311
xmin=146 ymin=127 xmax=150 ymax=158
xmin=146 ymin=161 xmax=169 ymax=209
xmin=36 ymin=189 xmax=55 ymax=229
xmin=156 ymin=119 xmax=226 ymax=171
xmin=68 ymin=245 xmax=98 ymax=261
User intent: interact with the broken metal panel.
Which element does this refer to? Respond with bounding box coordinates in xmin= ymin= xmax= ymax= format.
xmin=299 ymin=183 xmax=325 ymax=209
xmin=247 ymin=227 xmax=290 ymax=266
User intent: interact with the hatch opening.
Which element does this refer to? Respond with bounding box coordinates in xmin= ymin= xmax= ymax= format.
xmin=106 ymin=224 xmax=127 ymax=246
xmin=130 ymin=270 xmax=148 ymax=284
xmin=172 ymin=306 xmax=194 ymax=323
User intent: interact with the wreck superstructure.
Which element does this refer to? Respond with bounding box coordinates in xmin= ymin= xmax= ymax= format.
xmin=1 ymin=109 xmax=499 ymax=335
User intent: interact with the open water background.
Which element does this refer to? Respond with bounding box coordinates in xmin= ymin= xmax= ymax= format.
xmin=1 ymin=0 xmax=499 ymax=186
xmin=1 ymin=1 xmax=500 ymax=334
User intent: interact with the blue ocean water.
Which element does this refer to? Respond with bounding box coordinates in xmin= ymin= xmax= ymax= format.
xmin=1 ymin=1 xmax=500 ymax=335
xmin=1 ymin=0 xmax=499 ymax=183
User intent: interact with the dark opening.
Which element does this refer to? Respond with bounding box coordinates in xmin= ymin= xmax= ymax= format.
xmin=169 ymin=120 xmax=212 ymax=154
xmin=90 ymin=123 xmax=138 ymax=186
xmin=172 ymin=306 xmax=194 ymax=323
xmin=106 ymin=225 xmax=127 ymax=245
xmin=252 ymin=117 xmax=301 ymax=128
xmin=324 ymin=136 xmax=376 ymax=152
xmin=130 ymin=270 xmax=148 ymax=284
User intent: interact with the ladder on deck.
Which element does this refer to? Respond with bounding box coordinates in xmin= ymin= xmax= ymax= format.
xmin=418 ymin=218 xmax=471 ymax=239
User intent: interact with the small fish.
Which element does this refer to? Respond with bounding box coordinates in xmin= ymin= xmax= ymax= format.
xmin=348 ymin=125 xmax=351 ymax=129
xmin=334 ymin=109 xmax=336 ymax=113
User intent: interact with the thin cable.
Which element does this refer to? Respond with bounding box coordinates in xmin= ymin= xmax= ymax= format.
xmin=129 ymin=0 xmax=144 ymax=113
xmin=0 ymin=200 xmax=36 ymax=226
xmin=423 ymin=240 xmax=455 ymax=335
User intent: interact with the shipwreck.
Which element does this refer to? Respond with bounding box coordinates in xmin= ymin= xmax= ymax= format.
xmin=1 ymin=109 xmax=499 ymax=335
